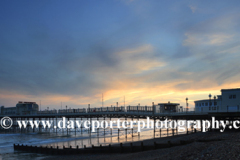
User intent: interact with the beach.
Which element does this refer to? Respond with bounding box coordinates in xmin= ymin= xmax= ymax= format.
xmin=42 ymin=130 xmax=240 ymax=160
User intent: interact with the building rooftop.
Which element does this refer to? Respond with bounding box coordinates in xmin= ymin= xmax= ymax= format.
xmin=1 ymin=107 xmax=16 ymax=109
xmin=158 ymin=102 xmax=180 ymax=105
xmin=221 ymin=88 xmax=240 ymax=92
xmin=194 ymin=99 xmax=221 ymax=102
xmin=18 ymin=101 xmax=36 ymax=104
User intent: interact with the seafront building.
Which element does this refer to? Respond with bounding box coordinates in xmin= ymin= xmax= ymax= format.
xmin=0 ymin=101 xmax=39 ymax=115
xmin=194 ymin=88 xmax=240 ymax=112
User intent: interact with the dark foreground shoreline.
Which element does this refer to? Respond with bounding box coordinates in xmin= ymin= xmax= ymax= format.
xmin=42 ymin=130 xmax=240 ymax=160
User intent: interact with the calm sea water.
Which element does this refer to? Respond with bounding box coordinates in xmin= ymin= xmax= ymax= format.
xmin=0 ymin=118 xmax=189 ymax=160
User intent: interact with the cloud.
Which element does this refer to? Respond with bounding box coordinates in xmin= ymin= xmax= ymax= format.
xmin=189 ymin=5 xmax=196 ymax=13
xmin=115 ymin=44 xmax=164 ymax=73
xmin=183 ymin=13 xmax=240 ymax=62
xmin=208 ymin=34 xmax=234 ymax=45
xmin=183 ymin=33 xmax=234 ymax=46
xmin=0 ymin=42 xmax=165 ymax=106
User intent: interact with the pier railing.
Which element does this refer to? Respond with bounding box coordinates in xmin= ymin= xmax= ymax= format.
xmin=37 ymin=110 xmax=57 ymax=114
xmin=127 ymin=106 xmax=153 ymax=112
xmin=58 ymin=108 xmax=86 ymax=113
xmin=87 ymin=106 xmax=125 ymax=113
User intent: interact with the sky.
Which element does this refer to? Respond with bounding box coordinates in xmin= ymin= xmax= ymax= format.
xmin=0 ymin=0 xmax=240 ymax=110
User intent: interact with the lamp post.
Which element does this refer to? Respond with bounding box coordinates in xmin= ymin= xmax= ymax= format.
xmin=209 ymin=94 xmax=212 ymax=111
xmin=152 ymin=102 xmax=154 ymax=114
xmin=214 ymin=96 xmax=216 ymax=111
xmin=186 ymin=97 xmax=188 ymax=112
xmin=66 ymin=105 xmax=67 ymax=113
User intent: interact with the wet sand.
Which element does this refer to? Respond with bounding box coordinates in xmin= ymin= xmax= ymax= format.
xmin=42 ymin=130 xmax=240 ymax=160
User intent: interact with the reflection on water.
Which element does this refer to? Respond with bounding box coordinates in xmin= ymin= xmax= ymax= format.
xmin=0 ymin=118 xmax=194 ymax=160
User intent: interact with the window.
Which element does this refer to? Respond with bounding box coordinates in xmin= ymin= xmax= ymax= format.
xmin=202 ymin=103 xmax=204 ymax=106
xmin=209 ymin=107 xmax=211 ymax=110
xmin=196 ymin=103 xmax=198 ymax=107
xmin=199 ymin=103 xmax=201 ymax=106
xmin=205 ymin=102 xmax=208 ymax=106
xmin=210 ymin=102 xmax=212 ymax=106
xmin=229 ymin=95 xmax=236 ymax=99
xmin=214 ymin=102 xmax=217 ymax=105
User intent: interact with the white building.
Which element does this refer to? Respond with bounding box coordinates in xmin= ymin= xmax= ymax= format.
xmin=195 ymin=88 xmax=240 ymax=112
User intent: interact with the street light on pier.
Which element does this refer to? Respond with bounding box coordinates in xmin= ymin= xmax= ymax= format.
xmin=209 ymin=94 xmax=212 ymax=110
xmin=214 ymin=95 xmax=216 ymax=110
xmin=186 ymin=97 xmax=188 ymax=112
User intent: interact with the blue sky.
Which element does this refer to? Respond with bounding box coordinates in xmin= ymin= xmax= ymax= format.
xmin=0 ymin=0 xmax=240 ymax=109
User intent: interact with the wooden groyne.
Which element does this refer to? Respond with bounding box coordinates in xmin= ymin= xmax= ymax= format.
xmin=14 ymin=140 xmax=195 ymax=155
